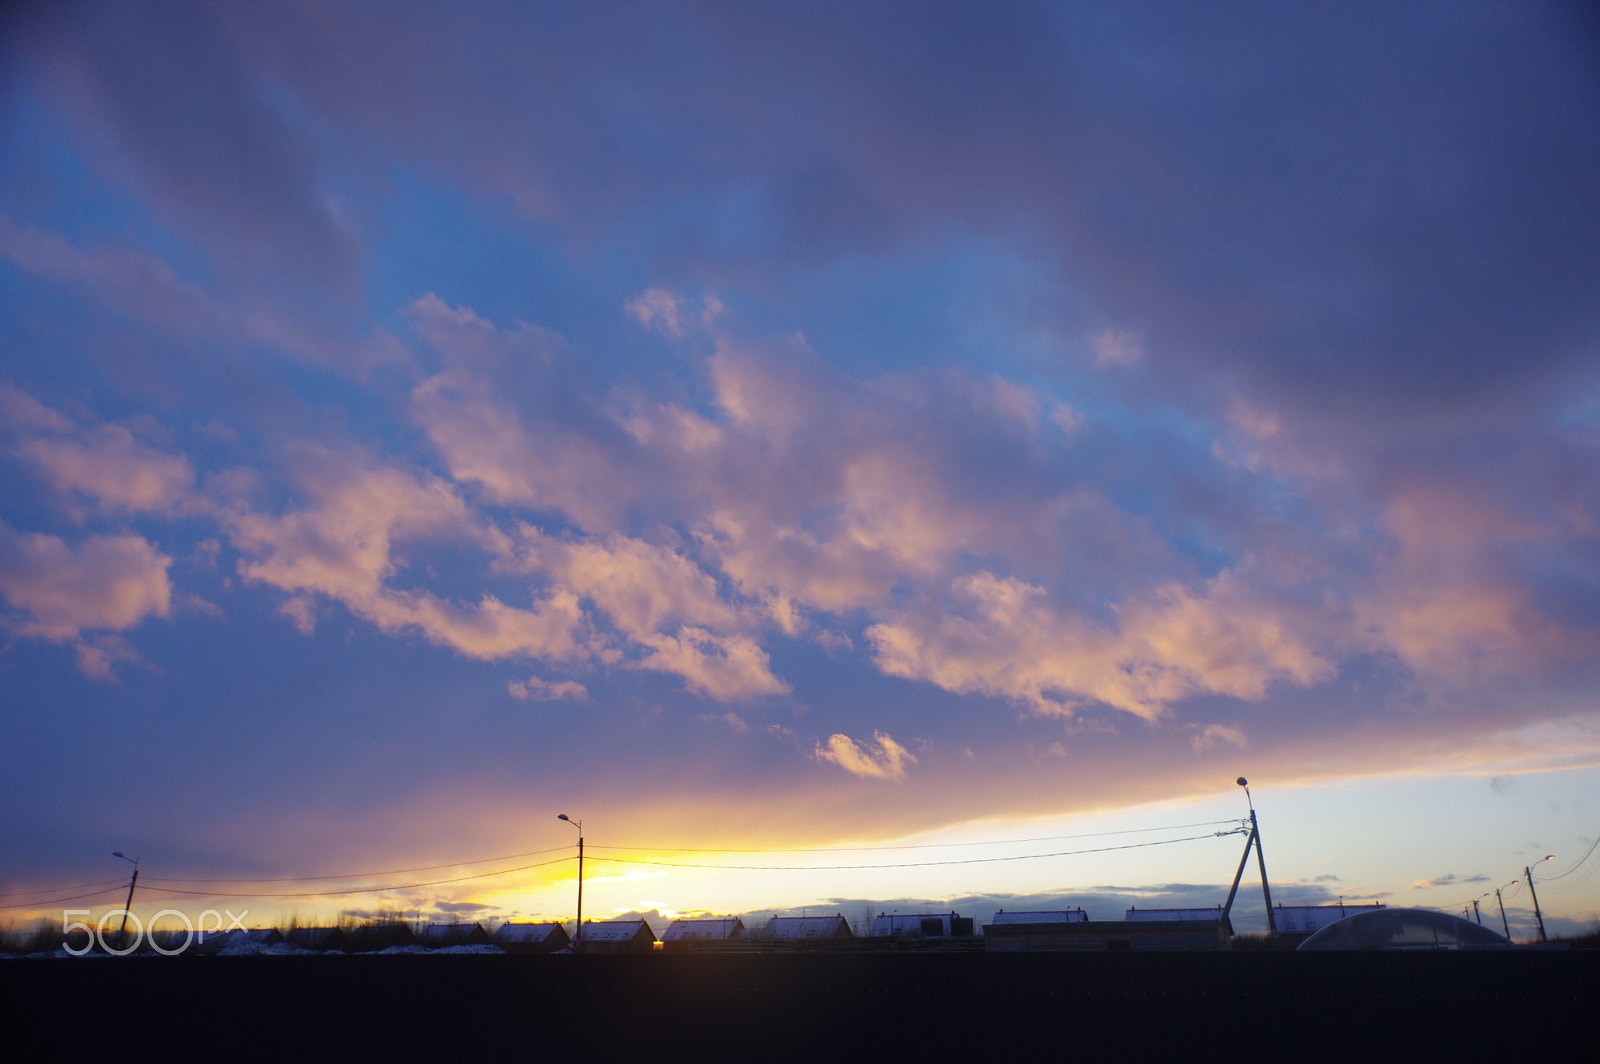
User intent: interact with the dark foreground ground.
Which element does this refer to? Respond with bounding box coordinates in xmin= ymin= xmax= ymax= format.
xmin=3 ymin=951 xmax=1591 ymax=1060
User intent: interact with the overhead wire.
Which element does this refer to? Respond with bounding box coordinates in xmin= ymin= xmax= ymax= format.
xmin=1532 ymin=832 xmax=1600 ymax=882
xmin=588 ymin=819 xmax=1246 ymax=854
xmin=585 ymin=829 xmax=1237 ymax=872
xmin=0 ymin=877 xmax=126 ymax=900
xmin=139 ymin=845 xmax=572 ymax=886
xmin=136 ymin=855 xmax=575 ymax=900
xmin=11 ymin=818 xmax=1248 ymax=903
xmin=0 ymin=885 xmax=127 ymax=912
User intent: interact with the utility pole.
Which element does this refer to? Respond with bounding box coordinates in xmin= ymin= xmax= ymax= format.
xmin=1251 ymin=805 xmax=1277 ymax=936
xmin=1471 ymin=899 xmax=1482 ymax=925
xmin=1524 ymin=866 xmax=1548 ymax=943
xmin=1495 ymin=889 xmax=1510 ymax=938
xmin=1222 ymin=778 xmax=1277 ymax=938
xmin=112 ymin=852 xmax=139 ymax=952
xmin=558 ymin=814 xmax=584 ymax=953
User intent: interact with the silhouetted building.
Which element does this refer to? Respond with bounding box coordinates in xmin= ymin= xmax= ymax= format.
xmin=990 ymin=909 xmax=1088 ymax=925
xmin=494 ymin=921 xmax=570 ymax=954
xmin=1124 ymin=906 xmax=1225 ymax=922
xmin=662 ymin=917 xmax=745 ymax=949
xmin=416 ymin=922 xmax=493 ymax=948
xmin=578 ymin=919 xmax=656 ymax=953
xmin=870 ymin=912 xmax=974 ymax=937
xmin=1297 ymin=908 xmax=1513 ymax=950
xmin=985 ymin=914 xmax=1228 ymax=951
xmin=762 ymin=915 xmax=853 ymax=940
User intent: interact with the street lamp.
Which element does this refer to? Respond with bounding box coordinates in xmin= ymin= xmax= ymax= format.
xmin=558 ymin=815 xmax=583 ymax=953
xmin=1522 ymin=854 xmax=1555 ymax=942
xmin=112 ymin=852 xmax=139 ymax=952
xmin=1239 ymin=778 xmax=1276 ymax=936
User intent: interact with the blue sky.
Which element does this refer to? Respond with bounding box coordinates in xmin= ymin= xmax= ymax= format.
xmin=2 ymin=1 xmax=1597 ymax=938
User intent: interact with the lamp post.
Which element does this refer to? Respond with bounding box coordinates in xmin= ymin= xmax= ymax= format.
xmin=1495 ymin=887 xmax=1511 ymax=938
xmin=558 ymin=815 xmax=583 ymax=953
xmin=1523 ymin=854 xmax=1555 ymax=943
xmin=1238 ymin=778 xmax=1277 ymax=936
xmin=112 ymin=852 xmax=139 ymax=952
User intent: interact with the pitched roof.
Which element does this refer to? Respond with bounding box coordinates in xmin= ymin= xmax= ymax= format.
xmin=662 ymin=917 xmax=744 ymax=941
xmin=763 ymin=915 xmax=852 ymax=938
xmin=494 ymin=921 xmax=568 ymax=944
xmin=990 ymin=910 xmax=1088 ymax=924
xmin=579 ymin=919 xmax=656 ymax=942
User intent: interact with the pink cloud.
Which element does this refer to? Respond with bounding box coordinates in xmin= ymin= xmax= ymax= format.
xmin=18 ymin=426 xmax=194 ymax=516
xmin=869 ymin=569 xmax=1335 ymax=721
xmin=508 ymin=675 xmax=589 ymax=702
xmin=222 ymin=448 xmax=589 ymax=663
xmin=636 ymin=627 xmax=790 ymax=702
xmin=2 ymin=385 xmax=195 ymax=516
xmin=74 ymin=634 xmax=147 ymax=683
xmin=0 ymin=525 xmax=172 ymax=641
xmin=815 ymin=730 xmax=917 ymax=780
xmin=519 ymin=528 xmax=746 ymax=642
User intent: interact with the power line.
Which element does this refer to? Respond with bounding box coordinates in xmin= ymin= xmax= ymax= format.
xmin=585 ymin=830 xmax=1235 ymax=872
xmin=140 ymin=845 xmax=572 ymax=886
xmin=0 ymin=886 xmax=126 ymax=912
xmin=588 ymin=819 xmax=1245 ymax=855
xmin=137 ymin=855 xmax=575 ymax=900
xmin=3 ymin=818 xmax=1244 ymax=901
xmin=1534 ymin=832 xmax=1600 ymax=882
xmin=0 ymin=877 xmax=126 ymax=901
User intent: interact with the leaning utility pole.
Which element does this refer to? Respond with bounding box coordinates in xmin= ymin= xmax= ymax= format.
xmin=1525 ymin=866 xmax=1548 ymax=942
xmin=1221 ymin=778 xmax=1277 ymax=937
xmin=112 ymin=852 xmax=139 ymax=952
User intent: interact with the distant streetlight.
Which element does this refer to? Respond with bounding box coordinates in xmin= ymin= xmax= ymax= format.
xmin=112 ymin=852 xmax=139 ymax=952
xmin=558 ymin=815 xmax=583 ymax=953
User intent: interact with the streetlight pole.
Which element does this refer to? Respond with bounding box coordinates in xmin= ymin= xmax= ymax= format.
xmin=112 ymin=852 xmax=139 ymax=952
xmin=1495 ymin=888 xmax=1510 ymax=939
xmin=558 ymin=815 xmax=583 ymax=953
xmin=1524 ymin=855 xmax=1554 ymax=943
xmin=1236 ymin=778 xmax=1277 ymax=937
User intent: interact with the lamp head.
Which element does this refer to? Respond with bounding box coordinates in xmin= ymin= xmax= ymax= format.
xmin=113 ymin=851 xmax=125 ymax=859
xmin=557 ymin=814 xmax=570 ymax=822
xmin=1236 ymin=777 xmax=1248 ymax=788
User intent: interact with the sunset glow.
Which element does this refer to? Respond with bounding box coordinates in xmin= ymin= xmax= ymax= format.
xmin=2 ymin=1 xmax=1597 ymax=943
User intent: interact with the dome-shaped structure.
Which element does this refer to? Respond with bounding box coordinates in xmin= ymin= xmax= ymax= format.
xmin=1296 ymin=907 xmax=1514 ymax=950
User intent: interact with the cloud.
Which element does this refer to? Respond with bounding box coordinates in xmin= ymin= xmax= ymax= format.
xmin=0 ymin=525 xmax=172 ymax=641
xmin=1188 ymin=724 xmax=1249 ymax=754
xmin=508 ymin=676 xmax=589 ymax=703
xmin=74 ymin=633 xmax=147 ymax=683
xmin=1408 ymin=873 xmax=1490 ymax=890
xmin=17 ymin=425 xmax=195 ymax=516
xmin=1091 ymin=327 xmax=1143 ymax=368
xmin=1 ymin=384 xmax=194 ymax=516
xmin=626 ymin=288 xmax=687 ymax=337
xmin=23 ymin=5 xmax=360 ymax=297
xmin=637 ymin=627 xmax=789 ymax=702
xmin=868 ymin=569 xmax=1334 ymax=721
xmin=815 ymin=731 xmax=916 ymax=780
xmin=518 ymin=528 xmax=746 ymax=643
xmin=222 ymin=447 xmax=589 ymax=664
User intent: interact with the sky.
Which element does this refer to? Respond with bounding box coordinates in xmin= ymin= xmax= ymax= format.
xmin=2 ymin=1 xmax=1598 ymax=942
